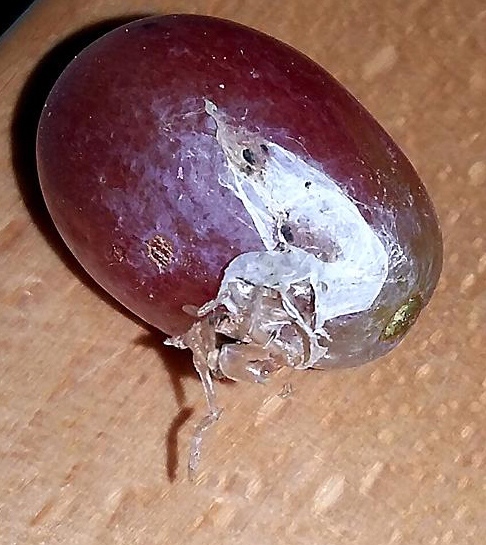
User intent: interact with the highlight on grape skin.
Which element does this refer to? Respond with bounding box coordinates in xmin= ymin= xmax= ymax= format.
xmin=36 ymin=14 xmax=443 ymax=474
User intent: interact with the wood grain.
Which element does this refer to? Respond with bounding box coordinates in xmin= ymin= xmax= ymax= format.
xmin=1 ymin=1 xmax=485 ymax=544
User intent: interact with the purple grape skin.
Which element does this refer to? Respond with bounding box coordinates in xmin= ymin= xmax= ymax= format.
xmin=36 ymin=15 xmax=442 ymax=368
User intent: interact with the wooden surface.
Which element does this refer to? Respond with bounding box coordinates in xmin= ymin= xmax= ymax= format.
xmin=1 ymin=1 xmax=485 ymax=544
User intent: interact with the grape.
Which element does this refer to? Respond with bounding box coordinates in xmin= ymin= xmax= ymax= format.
xmin=37 ymin=15 xmax=442 ymax=470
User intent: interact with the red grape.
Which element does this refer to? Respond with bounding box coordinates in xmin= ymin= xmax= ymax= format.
xmin=37 ymin=15 xmax=442 ymax=468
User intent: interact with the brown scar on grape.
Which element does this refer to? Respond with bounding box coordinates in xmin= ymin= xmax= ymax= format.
xmin=146 ymin=235 xmax=174 ymax=272
xmin=380 ymin=294 xmax=423 ymax=341
xmin=111 ymin=244 xmax=126 ymax=263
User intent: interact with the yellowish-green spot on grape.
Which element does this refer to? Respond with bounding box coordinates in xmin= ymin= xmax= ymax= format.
xmin=381 ymin=295 xmax=423 ymax=341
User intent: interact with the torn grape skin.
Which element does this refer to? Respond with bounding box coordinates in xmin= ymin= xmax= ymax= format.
xmin=169 ymin=100 xmax=426 ymax=378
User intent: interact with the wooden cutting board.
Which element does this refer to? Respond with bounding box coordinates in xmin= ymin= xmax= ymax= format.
xmin=1 ymin=1 xmax=484 ymax=543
